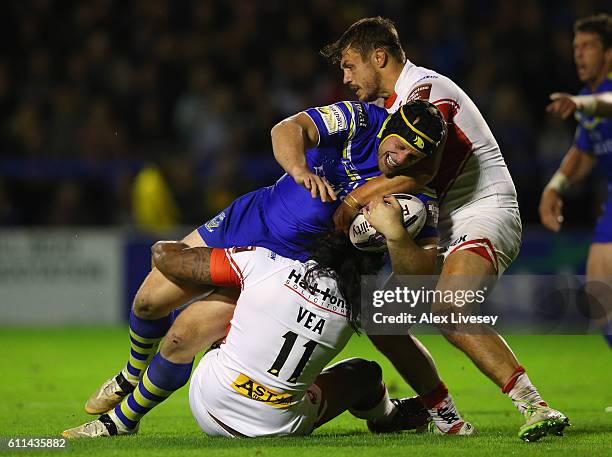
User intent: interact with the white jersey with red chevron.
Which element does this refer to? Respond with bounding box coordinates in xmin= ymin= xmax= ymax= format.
xmin=378 ymin=60 xmax=521 ymax=273
xmin=382 ymin=60 xmax=518 ymax=216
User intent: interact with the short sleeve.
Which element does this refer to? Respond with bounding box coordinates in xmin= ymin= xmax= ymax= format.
xmin=223 ymin=246 xmax=282 ymax=290
xmin=304 ymin=101 xmax=375 ymax=149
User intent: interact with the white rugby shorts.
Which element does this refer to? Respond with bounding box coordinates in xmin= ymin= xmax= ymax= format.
xmin=189 ymin=349 xmax=326 ymax=438
xmin=437 ymin=205 xmax=522 ymax=276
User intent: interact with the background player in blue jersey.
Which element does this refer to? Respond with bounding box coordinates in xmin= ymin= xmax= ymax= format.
xmin=65 ymin=100 xmax=463 ymax=437
xmin=539 ymin=14 xmax=612 ymax=346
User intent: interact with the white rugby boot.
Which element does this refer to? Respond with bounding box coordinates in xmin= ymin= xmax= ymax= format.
xmin=427 ymin=419 xmax=475 ymax=435
xmin=517 ymin=403 xmax=570 ymax=442
xmin=62 ymin=413 xmax=138 ymax=439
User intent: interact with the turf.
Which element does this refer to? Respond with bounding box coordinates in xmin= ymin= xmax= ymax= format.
xmin=0 ymin=328 xmax=610 ymax=456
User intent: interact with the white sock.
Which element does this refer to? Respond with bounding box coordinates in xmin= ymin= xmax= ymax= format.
xmin=427 ymin=394 xmax=464 ymax=433
xmin=507 ymin=372 xmax=547 ymax=416
xmin=350 ymin=387 xmax=396 ymax=424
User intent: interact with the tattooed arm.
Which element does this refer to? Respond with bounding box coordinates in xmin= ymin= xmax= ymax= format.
xmin=151 ymin=241 xmax=214 ymax=286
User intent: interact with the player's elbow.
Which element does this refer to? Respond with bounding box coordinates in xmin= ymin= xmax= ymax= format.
xmin=151 ymin=242 xmax=166 ymax=265
xmin=151 ymin=242 xmax=177 ymax=273
xmin=271 ymin=118 xmax=297 ymax=142
xmin=270 ymin=120 xmax=282 ymax=140
xmin=272 ymin=115 xmax=313 ymax=148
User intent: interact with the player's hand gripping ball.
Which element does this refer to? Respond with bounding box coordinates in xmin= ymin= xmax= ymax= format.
xmin=349 ymin=193 xmax=426 ymax=252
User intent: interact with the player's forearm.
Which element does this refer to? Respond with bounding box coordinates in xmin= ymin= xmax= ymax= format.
xmin=574 ymin=92 xmax=612 ymax=117
xmin=271 ymin=120 xmax=311 ymax=177
xmin=151 ymin=242 xmax=214 ymax=285
xmin=386 ymin=236 xmax=437 ymax=276
xmin=547 ymin=147 xmax=597 ymax=193
xmin=593 ymin=92 xmax=612 ymax=116
xmin=349 ymin=175 xmax=424 ymax=206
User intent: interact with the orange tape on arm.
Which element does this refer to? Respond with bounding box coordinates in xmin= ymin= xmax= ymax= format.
xmin=210 ymin=248 xmax=241 ymax=288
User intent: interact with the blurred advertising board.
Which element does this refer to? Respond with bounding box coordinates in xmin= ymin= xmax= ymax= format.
xmin=0 ymin=230 xmax=123 ymax=324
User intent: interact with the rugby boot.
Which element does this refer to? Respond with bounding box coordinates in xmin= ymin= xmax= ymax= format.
xmin=85 ymin=371 xmax=136 ymax=414
xmin=518 ymin=403 xmax=570 ymax=442
xmin=367 ymin=396 xmax=431 ymax=433
xmin=428 ymin=419 xmax=475 ymax=435
xmin=62 ymin=413 xmax=138 ymax=438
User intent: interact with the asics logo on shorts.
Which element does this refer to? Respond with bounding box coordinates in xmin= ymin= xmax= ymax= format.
xmin=231 ymin=373 xmax=295 ymax=408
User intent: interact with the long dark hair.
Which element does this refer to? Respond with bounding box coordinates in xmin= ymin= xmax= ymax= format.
xmin=304 ymin=232 xmax=384 ymax=332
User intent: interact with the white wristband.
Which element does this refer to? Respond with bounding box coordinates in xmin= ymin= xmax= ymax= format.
xmin=546 ymin=171 xmax=570 ymax=194
xmin=572 ymin=95 xmax=597 ymax=116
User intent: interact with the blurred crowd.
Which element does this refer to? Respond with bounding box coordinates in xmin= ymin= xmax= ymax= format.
xmin=0 ymin=0 xmax=609 ymax=230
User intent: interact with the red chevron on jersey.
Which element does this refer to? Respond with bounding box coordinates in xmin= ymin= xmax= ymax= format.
xmin=407 ymin=83 xmax=432 ymax=102
xmin=427 ymin=99 xmax=471 ymax=202
xmin=386 ymin=60 xmax=518 ymax=218
xmin=432 ymin=99 xmax=459 ymax=121
xmin=384 ymin=92 xmax=398 ymax=109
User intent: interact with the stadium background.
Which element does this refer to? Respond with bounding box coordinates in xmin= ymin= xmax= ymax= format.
xmin=1 ymin=1 xmax=611 ymax=455
xmin=2 ymin=0 xmax=610 ymax=323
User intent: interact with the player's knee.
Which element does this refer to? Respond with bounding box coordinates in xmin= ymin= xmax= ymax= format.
xmin=362 ymin=359 xmax=383 ymax=385
xmin=165 ymin=330 xmax=186 ymax=351
xmin=133 ymin=290 xmax=166 ymax=319
xmin=343 ymin=358 xmax=382 ymax=384
xmin=161 ymin=326 xmax=194 ymax=358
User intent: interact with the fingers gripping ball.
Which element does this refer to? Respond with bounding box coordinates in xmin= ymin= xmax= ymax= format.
xmin=349 ymin=194 xmax=426 ymax=252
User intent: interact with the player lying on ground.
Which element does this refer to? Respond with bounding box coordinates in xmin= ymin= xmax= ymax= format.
xmin=540 ymin=14 xmax=612 ymax=347
xmin=64 ymin=229 xmax=434 ymax=437
xmin=64 ymin=100 xmax=472 ymax=436
xmin=324 ymin=17 xmax=569 ymax=441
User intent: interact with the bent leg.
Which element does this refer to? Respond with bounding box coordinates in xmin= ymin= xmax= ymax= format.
xmin=435 ymin=249 xmax=569 ymax=440
xmin=313 ymin=358 xmax=429 ymax=433
xmin=112 ymin=290 xmax=238 ymax=430
xmin=435 ymin=249 xmax=519 ymax=387
xmin=368 ymin=332 xmax=469 ymax=433
xmin=122 ymin=229 xmax=213 ymax=384
xmin=312 ymin=358 xmax=389 ymax=427
xmin=368 ymin=333 xmax=440 ymax=396
xmin=85 ymin=229 xmax=215 ymax=414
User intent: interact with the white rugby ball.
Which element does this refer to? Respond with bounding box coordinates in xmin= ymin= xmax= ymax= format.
xmin=349 ymin=193 xmax=426 ymax=252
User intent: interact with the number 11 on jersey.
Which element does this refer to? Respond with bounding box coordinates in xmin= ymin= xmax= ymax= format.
xmin=267 ymin=331 xmax=318 ymax=383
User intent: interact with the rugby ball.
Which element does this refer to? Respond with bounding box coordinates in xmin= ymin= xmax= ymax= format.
xmin=349 ymin=193 xmax=426 ymax=252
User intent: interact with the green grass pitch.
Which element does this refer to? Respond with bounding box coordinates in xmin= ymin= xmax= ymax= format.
xmin=1 ymin=328 xmax=610 ymax=456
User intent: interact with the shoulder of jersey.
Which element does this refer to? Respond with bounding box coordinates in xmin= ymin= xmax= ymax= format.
xmin=402 ymin=71 xmax=444 ymax=104
xmin=342 ymin=101 xmax=373 ymax=130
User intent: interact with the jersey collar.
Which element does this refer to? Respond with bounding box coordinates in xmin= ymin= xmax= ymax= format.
xmin=384 ymin=60 xmax=417 ymax=109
